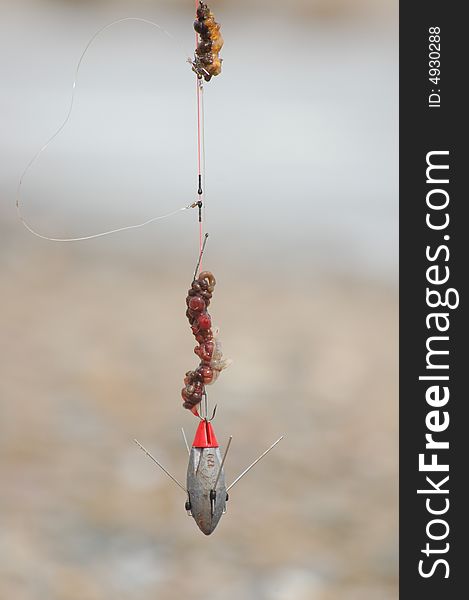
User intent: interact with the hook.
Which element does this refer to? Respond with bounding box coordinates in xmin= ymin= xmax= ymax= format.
xmin=208 ymin=404 xmax=218 ymax=422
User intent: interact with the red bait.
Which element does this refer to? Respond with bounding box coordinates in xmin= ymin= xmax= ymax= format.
xmin=182 ymin=270 xmax=230 ymax=412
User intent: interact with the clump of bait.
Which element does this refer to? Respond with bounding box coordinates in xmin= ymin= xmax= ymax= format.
xmin=182 ymin=271 xmax=231 ymax=411
xmin=192 ymin=1 xmax=224 ymax=81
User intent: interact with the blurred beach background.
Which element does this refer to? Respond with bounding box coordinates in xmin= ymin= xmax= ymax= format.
xmin=0 ymin=0 xmax=398 ymax=599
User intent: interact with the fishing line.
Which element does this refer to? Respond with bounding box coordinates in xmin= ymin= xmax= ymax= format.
xmin=200 ymin=80 xmax=207 ymax=244
xmin=16 ymin=17 xmax=196 ymax=243
xmin=194 ymin=0 xmax=207 ymax=275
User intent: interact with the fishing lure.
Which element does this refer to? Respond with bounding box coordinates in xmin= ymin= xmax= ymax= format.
xmin=191 ymin=1 xmax=224 ymax=81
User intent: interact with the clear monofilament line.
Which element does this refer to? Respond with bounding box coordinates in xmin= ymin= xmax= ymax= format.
xmin=16 ymin=17 xmax=192 ymax=243
xmin=16 ymin=205 xmax=192 ymax=243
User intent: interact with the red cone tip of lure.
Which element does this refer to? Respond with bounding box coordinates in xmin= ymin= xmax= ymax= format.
xmin=192 ymin=419 xmax=219 ymax=448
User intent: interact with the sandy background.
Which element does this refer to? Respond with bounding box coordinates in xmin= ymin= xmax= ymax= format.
xmin=1 ymin=1 xmax=397 ymax=599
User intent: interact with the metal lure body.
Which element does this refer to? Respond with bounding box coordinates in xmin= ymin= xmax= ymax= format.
xmin=135 ymin=421 xmax=283 ymax=537
xmin=186 ymin=419 xmax=227 ymax=535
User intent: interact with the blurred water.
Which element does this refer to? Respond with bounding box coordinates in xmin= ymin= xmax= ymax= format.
xmin=1 ymin=0 xmax=397 ymax=281
xmin=1 ymin=3 xmax=398 ymax=599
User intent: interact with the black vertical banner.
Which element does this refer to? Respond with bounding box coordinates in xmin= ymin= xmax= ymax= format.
xmin=400 ymin=2 xmax=466 ymax=598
